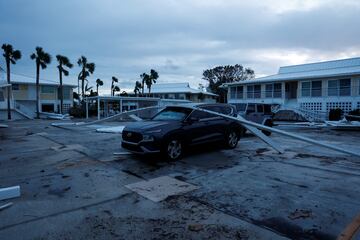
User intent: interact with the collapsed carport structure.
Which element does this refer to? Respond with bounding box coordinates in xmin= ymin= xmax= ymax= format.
xmin=53 ymin=105 xmax=360 ymax=158
xmin=84 ymin=96 xmax=191 ymax=120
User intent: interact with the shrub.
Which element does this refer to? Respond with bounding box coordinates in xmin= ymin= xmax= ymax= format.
xmin=69 ymin=106 xmax=86 ymax=118
xmin=328 ymin=108 xmax=342 ymax=121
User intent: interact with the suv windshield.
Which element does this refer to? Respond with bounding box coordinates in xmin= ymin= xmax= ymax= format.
xmin=152 ymin=107 xmax=192 ymax=121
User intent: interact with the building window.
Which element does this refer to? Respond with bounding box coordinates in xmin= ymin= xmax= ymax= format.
xmin=311 ymin=81 xmax=322 ymax=97
xmin=58 ymin=87 xmax=71 ymax=99
xmin=274 ymin=83 xmax=282 ymax=98
xmin=236 ymin=86 xmax=243 ymax=99
xmin=329 ymin=79 xmax=351 ymax=96
xmin=254 ymin=85 xmax=261 ymax=98
xmin=265 ymin=84 xmax=273 ymax=98
xmin=339 ymin=79 xmax=351 ymax=96
xmin=12 ymin=84 xmax=19 ymax=90
xmin=230 ymin=87 xmax=236 ymax=99
xmin=247 ymin=85 xmax=254 ymax=98
xmin=265 ymin=83 xmax=282 ymax=98
xmin=246 ymin=85 xmax=261 ymax=99
xmin=301 ymin=82 xmax=311 ymax=97
xmin=41 ymin=86 xmax=55 ymax=94
xmin=42 ymin=104 xmax=54 ymax=112
xmin=178 ymin=94 xmax=186 ymax=100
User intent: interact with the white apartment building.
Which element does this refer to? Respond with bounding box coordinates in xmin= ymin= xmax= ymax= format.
xmin=225 ymin=57 xmax=360 ymax=115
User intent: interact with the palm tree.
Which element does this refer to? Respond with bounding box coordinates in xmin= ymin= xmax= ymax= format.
xmin=111 ymin=76 xmax=118 ymax=96
xmin=77 ymin=56 xmax=95 ymax=99
xmin=2 ymin=44 xmax=21 ymax=120
xmin=56 ymin=55 xmax=73 ymax=114
xmin=140 ymin=73 xmax=149 ymax=95
xmin=112 ymin=86 xmax=120 ymax=96
xmin=146 ymin=69 xmax=159 ymax=96
xmin=134 ymin=81 xmax=142 ymax=96
xmin=30 ymin=47 xmax=51 ymax=119
xmin=84 ymin=83 xmax=93 ymax=96
xmin=96 ymin=78 xmax=103 ymax=96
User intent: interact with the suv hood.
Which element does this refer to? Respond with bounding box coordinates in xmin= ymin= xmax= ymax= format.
xmin=124 ymin=120 xmax=179 ymax=132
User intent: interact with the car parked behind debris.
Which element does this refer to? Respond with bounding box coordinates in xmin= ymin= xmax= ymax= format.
xmin=232 ymin=103 xmax=274 ymax=136
xmin=121 ymin=103 xmax=245 ymax=160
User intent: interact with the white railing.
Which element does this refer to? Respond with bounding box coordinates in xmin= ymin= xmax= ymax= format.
xmin=276 ymin=105 xmax=328 ymax=122
xmin=14 ymin=101 xmax=35 ymax=119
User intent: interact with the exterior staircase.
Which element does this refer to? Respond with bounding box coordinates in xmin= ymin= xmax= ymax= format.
xmin=273 ymin=105 xmax=327 ymax=122
xmin=13 ymin=101 xmax=35 ymax=119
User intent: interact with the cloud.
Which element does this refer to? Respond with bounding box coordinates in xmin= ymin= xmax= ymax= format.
xmin=0 ymin=0 xmax=359 ymax=92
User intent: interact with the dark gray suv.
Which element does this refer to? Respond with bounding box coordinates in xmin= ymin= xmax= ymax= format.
xmin=121 ymin=103 xmax=245 ymax=160
xmin=232 ymin=103 xmax=274 ymax=136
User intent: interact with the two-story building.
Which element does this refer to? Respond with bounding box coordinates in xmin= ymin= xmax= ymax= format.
xmin=225 ymin=57 xmax=360 ymax=116
xmin=0 ymin=74 xmax=76 ymax=119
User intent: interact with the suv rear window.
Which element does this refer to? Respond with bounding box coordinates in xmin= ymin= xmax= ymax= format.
xmin=256 ymin=104 xmax=264 ymax=113
xmin=264 ymin=105 xmax=272 ymax=114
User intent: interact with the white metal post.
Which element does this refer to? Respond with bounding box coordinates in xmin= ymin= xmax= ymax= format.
xmin=85 ymin=98 xmax=88 ymax=119
xmin=97 ymin=97 xmax=100 ymax=120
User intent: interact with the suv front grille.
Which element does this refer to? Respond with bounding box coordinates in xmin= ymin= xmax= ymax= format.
xmin=122 ymin=131 xmax=143 ymax=143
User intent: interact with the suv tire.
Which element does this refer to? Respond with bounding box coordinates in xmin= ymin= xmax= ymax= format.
xmin=262 ymin=119 xmax=273 ymax=136
xmin=225 ymin=129 xmax=240 ymax=149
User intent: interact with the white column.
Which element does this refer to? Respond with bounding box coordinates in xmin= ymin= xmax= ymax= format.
xmin=85 ymin=98 xmax=88 ymax=119
xmin=97 ymin=97 xmax=100 ymax=120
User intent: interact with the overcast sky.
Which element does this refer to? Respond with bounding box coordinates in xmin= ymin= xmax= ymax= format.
xmin=1 ymin=0 xmax=360 ymax=94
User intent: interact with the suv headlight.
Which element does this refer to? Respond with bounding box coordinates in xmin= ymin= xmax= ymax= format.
xmin=142 ymin=134 xmax=155 ymax=142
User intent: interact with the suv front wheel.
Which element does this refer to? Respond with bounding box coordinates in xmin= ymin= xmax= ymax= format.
xmin=225 ymin=130 xmax=239 ymax=149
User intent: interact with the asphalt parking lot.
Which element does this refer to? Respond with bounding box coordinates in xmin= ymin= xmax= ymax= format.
xmin=0 ymin=120 xmax=359 ymax=240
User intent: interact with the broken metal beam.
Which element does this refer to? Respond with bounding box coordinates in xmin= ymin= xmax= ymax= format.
xmin=195 ymin=107 xmax=360 ymax=158
xmin=0 ymin=186 xmax=21 ymax=201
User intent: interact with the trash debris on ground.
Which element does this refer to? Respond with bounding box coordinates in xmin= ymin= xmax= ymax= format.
xmin=0 ymin=186 xmax=21 ymax=201
xmin=125 ymin=176 xmax=199 ymax=202
xmin=113 ymin=152 xmax=132 ymax=155
xmin=0 ymin=202 xmax=14 ymax=211
xmin=96 ymin=126 xmax=125 ymax=133
xmin=288 ymin=209 xmax=312 ymax=220
xmin=39 ymin=112 xmax=71 ymax=120
xmin=0 ymin=124 xmax=9 ymax=128
xmin=188 ymin=224 xmax=204 ymax=232
xmin=325 ymin=118 xmax=360 ymax=130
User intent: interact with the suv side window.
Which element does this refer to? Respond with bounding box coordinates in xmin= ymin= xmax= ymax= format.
xmin=204 ymin=105 xmax=232 ymax=115
xmin=246 ymin=104 xmax=255 ymax=114
xmin=189 ymin=110 xmax=215 ymax=120
xmin=256 ymin=104 xmax=264 ymax=113
xmin=264 ymin=105 xmax=272 ymax=114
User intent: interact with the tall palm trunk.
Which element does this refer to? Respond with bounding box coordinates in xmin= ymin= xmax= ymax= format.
xmin=81 ymin=69 xmax=85 ymax=99
xmin=96 ymin=85 xmax=99 ymax=95
xmin=141 ymin=79 xmax=145 ymax=96
xmin=36 ymin=62 xmax=40 ymax=119
xmin=148 ymin=86 xmax=151 ymax=97
xmin=6 ymin=58 xmax=11 ymax=120
xmin=59 ymin=65 xmax=63 ymax=114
